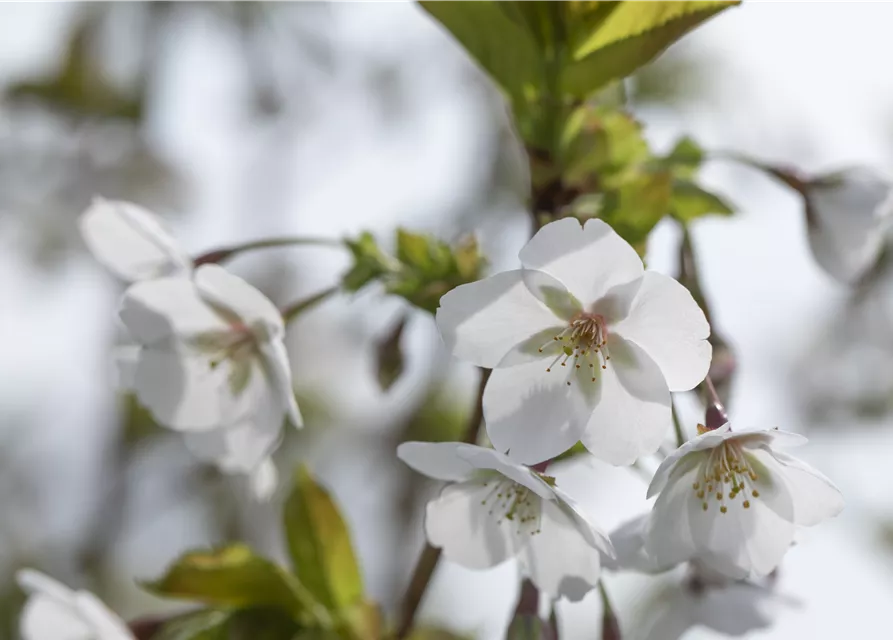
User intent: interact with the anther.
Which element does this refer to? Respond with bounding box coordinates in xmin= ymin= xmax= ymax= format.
xmin=720 ymin=506 xmax=728 ymax=514
xmin=743 ymin=500 xmax=751 ymax=509
xmin=752 ymin=490 xmax=760 ymax=497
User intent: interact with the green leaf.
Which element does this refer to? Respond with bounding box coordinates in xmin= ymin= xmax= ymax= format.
xmin=664 ymin=136 xmax=704 ymax=178
xmin=670 ymin=180 xmax=734 ymax=222
xmin=283 ymin=467 xmax=364 ymax=614
xmin=419 ymin=1 xmax=543 ymax=101
xmin=154 ymin=610 xmax=232 ymax=640
xmin=143 ymin=544 xmax=316 ymax=620
xmin=599 ymin=170 xmax=673 ymax=250
xmin=562 ymin=1 xmax=738 ymax=97
xmin=342 ymin=232 xmax=393 ymax=293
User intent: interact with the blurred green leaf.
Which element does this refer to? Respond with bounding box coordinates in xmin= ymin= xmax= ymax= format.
xmin=143 ymin=545 xmax=314 ymax=620
xmin=599 ymin=170 xmax=672 ymax=251
xmin=562 ymin=1 xmax=737 ymax=97
xmin=283 ymin=467 xmax=364 ymax=614
xmin=376 ymin=314 xmax=408 ymax=392
xmin=342 ymin=232 xmax=393 ymax=293
xmin=419 ymin=1 xmax=543 ymax=102
xmin=663 ymin=136 xmax=704 ymax=178
xmin=670 ymin=180 xmax=734 ymax=222
xmin=155 ymin=610 xmax=232 ymax=640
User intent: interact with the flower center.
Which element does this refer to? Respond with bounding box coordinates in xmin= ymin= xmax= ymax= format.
xmin=538 ymin=312 xmax=611 ymax=385
xmin=479 ymin=477 xmax=542 ymax=536
xmin=691 ymin=441 xmax=762 ymax=514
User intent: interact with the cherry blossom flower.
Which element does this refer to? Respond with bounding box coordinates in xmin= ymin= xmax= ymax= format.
xmin=801 ymin=168 xmax=893 ymax=284
xmin=436 ymin=218 xmax=711 ymax=465
xmin=78 ymin=197 xmax=192 ymax=282
xmin=119 ymin=264 xmax=302 ymax=496
xmin=17 ymin=569 xmax=133 ymax=640
xmin=644 ymin=423 xmax=844 ymax=578
xmin=397 ymin=441 xmax=613 ymax=601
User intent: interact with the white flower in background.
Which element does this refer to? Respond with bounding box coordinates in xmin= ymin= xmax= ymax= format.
xmin=602 ymin=515 xmax=799 ymax=640
xmin=119 ymin=263 xmax=302 ymax=497
xmin=17 ymin=569 xmax=133 ymax=640
xmin=397 ymin=441 xmax=613 ymax=601
xmin=801 ymin=168 xmax=893 ymax=284
xmin=644 ymin=423 xmax=844 ymax=578
xmin=78 ymin=197 xmax=192 ymax=282
xmin=630 ymin=567 xmax=798 ymax=640
xmin=436 ymin=217 xmax=711 ymax=465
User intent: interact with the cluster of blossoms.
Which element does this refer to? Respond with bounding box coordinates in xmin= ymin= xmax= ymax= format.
xmin=81 ymin=198 xmax=303 ymax=500
xmin=16 ymin=206 xmax=845 ymax=638
xmin=399 ymin=217 xmax=844 ymax=604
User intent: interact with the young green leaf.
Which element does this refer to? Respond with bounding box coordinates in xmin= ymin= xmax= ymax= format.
xmin=670 ymin=180 xmax=734 ymax=222
xmin=419 ymin=1 xmax=543 ymax=102
xmin=562 ymin=1 xmax=738 ymax=97
xmin=283 ymin=466 xmax=364 ymax=614
xmin=153 ymin=610 xmax=232 ymax=640
xmin=143 ymin=545 xmax=320 ymax=622
xmin=598 ymin=170 xmax=673 ymax=250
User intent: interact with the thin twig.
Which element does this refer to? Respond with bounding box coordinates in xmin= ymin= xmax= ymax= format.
xmin=281 ymin=286 xmax=339 ymax=324
xmin=193 ymin=236 xmax=343 ymax=267
xmin=671 ymin=401 xmax=686 ymax=448
xmin=396 ymin=368 xmax=491 ymax=640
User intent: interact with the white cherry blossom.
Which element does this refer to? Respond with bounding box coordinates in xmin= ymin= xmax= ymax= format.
xmin=119 ymin=263 xmax=302 ymax=496
xmin=397 ymin=441 xmax=613 ymax=601
xmin=802 ymin=168 xmax=893 ymax=284
xmin=79 ymin=197 xmax=192 ymax=282
xmin=644 ymin=423 xmax=844 ymax=578
xmin=436 ymin=217 xmax=711 ymax=465
xmin=17 ymin=570 xmax=134 ymax=640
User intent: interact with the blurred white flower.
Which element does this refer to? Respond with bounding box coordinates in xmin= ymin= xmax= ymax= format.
xmin=397 ymin=441 xmax=613 ymax=601
xmin=436 ymin=217 xmax=711 ymax=465
xmin=78 ymin=197 xmax=192 ymax=282
xmin=17 ymin=569 xmax=133 ymax=640
xmin=119 ymin=263 xmax=302 ymax=497
xmin=644 ymin=423 xmax=844 ymax=578
xmin=802 ymin=168 xmax=893 ymax=284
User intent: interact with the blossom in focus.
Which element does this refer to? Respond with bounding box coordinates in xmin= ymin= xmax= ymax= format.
xmin=644 ymin=423 xmax=844 ymax=578
xmin=436 ymin=217 xmax=711 ymax=465
xmin=800 ymin=168 xmax=893 ymax=284
xmin=78 ymin=197 xmax=192 ymax=282
xmin=119 ymin=264 xmax=302 ymax=497
xmin=17 ymin=569 xmax=133 ymax=640
xmin=397 ymin=441 xmax=613 ymax=601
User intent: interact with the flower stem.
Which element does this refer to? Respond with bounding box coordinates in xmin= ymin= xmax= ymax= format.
xmin=193 ymin=236 xmax=344 ymax=266
xmin=281 ymin=286 xmax=339 ymax=324
xmin=702 ymin=374 xmax=729 ymax=430
xmin=671 ymin=401 xmax=686 ymax=448
xmin=396 ymin=367 xmax=491 ymax=640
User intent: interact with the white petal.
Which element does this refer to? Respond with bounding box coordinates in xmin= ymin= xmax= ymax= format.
xmin=759 ymin=449 xmax=844 ymax=526
xmin=604 ymin=514 xmax=666 ymax=574
xmin=258 ymin=340 xmax=302 ymax=428
xmin=435 ymin=270 xmax=561 ymax=368
xmin=16 ymin=570 xmax=78 ymax=605
xmin=806 ymin=169 xmax=893 ymax=284
xmin=647 ymin=424 xmax=734 ymax=498
xmin=112 ymin=345 xmax=140 ymax=391
xmin=518 ymin=218 xmax=643 ymax=305
xmin=425 ymin=480 xmax=529 ymax=569
xmin=183 ymin=415 xmax=281 ymax=472
xmin=119 ymin=278 xmax=228 ymax=346
xmin=134 ymin=349 xmax=266 ymax=431
xmin=19 ymin=595 xmax=91 ymax=640
xmin=74 ymin=592 xmax=133 ymax=640
xmin=249 ymin=458 xmax=279 ymax=501
xmin=580 ymin=337 xmax=671 ymax=466
xmin=396 ymin=441 xmax=477 ymax=482
xmin=687 ymin=465 xmax=795 ymax=578
xmin=456 ymin=445 xmax=556 ymax=499
xmin=549 ymin=486 xmax=614 ymax=557
xmin=518 ymin=499 xmax=601 ymax=601
xmin=645 ymin=459 xmax=701 ymax=569
xmin=195 ymin=265 xmax=283 ymax=333
xmin=611 ymin=271 xmax=711 ymax=391
xmin=483 ymin=359 xmax=594 ymax=465
xmin=78 ymin=197 xmax=191 ymax=282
